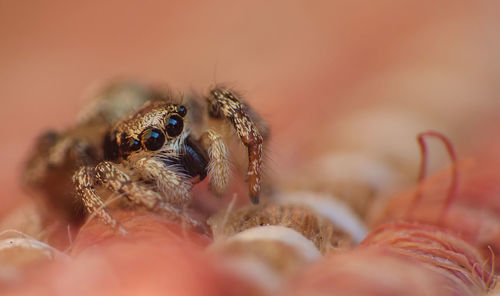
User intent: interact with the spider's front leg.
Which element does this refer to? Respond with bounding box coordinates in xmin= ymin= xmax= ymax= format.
xmin=73 ymin=161 xmax=179 ymax=231
xmin=206 ymin=87 xmax=266 ymax=204
xmin=24 ymin=131 xmax=99 ymax=224
xmin=73 ymin=165 xmax=123 ymax=230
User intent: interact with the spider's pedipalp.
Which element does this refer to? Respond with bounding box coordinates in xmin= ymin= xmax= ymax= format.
xmin=133 ymin=157 xmax=192 ymax=207
xmin=201 ymin=129 xmax=230 ymax=196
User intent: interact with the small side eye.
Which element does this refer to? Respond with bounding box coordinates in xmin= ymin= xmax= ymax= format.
xmin=177 ymin=105 xmax=187 ymax=117
xmin=128 ymin=138 xmax=141 ymax=151
xmin=121 ymin=135 xmax=141 ymax=152
xmin=142 ymin=128 xmax=165 ymax=151
xmin=166 ymin=115 xmax=184 ymax=137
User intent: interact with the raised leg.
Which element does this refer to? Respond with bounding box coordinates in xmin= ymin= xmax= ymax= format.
xmin=206 ymin=87 xmax=265 ymax=204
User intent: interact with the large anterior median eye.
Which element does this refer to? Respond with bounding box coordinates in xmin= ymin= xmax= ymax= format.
xmin=141 ymin=128 xmax=165 ymax=151
xmin=166 ymin=115 xmax=184 ymax=137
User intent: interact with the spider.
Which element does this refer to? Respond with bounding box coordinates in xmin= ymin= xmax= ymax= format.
xmin=24 ymin=82 xmax=267 ymax=230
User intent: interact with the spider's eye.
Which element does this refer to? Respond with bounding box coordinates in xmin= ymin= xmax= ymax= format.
xmin=128 ymin=138 xmax=141 ymax=151
xmin=120 ymin=135 xmax=141 ymax=152
xmin=177 ymin=105 xmax=187 ymax=117
xmin=166 ymin=115 xmax=184 ymax=137
xmin=141 ymin=128 xmax=165 ymax=151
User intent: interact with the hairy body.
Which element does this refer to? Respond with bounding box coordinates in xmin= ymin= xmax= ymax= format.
xmin=24 ymin=82 xmax=267 ymax=230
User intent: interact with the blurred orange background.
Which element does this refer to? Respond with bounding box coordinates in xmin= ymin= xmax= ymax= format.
xmin=1 ymin=0 xmax=500 ymax=216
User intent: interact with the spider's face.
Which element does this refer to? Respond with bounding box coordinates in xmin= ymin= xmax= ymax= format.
xmin=103 ymin=101 xmax=188 ymax=161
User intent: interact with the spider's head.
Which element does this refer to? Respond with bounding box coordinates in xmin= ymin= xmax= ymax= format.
xmin=103 ymin=101 xmax=188 ymax=161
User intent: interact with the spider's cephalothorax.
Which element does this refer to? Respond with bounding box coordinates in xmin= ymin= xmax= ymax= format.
xmin=102 ymin=101 xmax=208 ymax=181
xmin=70 ymin=86 xmax=267 ymax=229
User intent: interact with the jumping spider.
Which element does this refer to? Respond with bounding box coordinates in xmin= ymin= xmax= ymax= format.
xmin=24 ymin=82 xmax=267 ymax=230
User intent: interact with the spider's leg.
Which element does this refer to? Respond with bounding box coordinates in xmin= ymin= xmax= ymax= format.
xmin=200 ymin=129 xmax=230 ymax=196
xmin=94 ymin=161 xmax=168 ymax=210
xmin=74 ymin=161 xmax=178 ymax=229
xmin=206 ymin=87 xmax=265 ymax=204
xmin=73 ymin=166 xmax=122 ymax=230
xmin=24 ymin=132 xmax=97 ymax=223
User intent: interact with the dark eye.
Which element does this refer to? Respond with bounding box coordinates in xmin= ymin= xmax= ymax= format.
xmin=166 ymin=115 xmax=184 ymax=137
xmin=128 ymin=138 xmax=141 ymax=151
xmin=177 ymin=105 xmax=187 ymax=117
xmin=120 ymin=134 xmax=141 ymax=152
xmin=141 ymin=128 xmax=165 ymax=151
